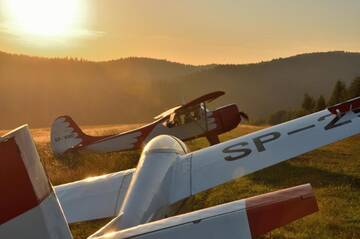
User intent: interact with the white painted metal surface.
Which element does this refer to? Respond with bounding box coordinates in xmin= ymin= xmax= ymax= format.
xmin=89 ymin=183 xmax=317 ymax=239
xmin=51 ymin=117 xmax=83 ymax=155
xmin=87 ymin=132 xmax=142 ymax=153
xmin=188 ymin=109 xmax=360 ymax=195
xmin=90 ymin=199 xmax=252 ymax=239
xmin=0 ymin=193 xmax=72 ymax=239
xmin=55 ymin=169 xmax=135 ymax=223
xmin=97 ymin=135 xmax=189 ymax=234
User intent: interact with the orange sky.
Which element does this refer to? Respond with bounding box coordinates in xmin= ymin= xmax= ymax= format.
xmin=0 ymin=0 xmax=359 ymax=65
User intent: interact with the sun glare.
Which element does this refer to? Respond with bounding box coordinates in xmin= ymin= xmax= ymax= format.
xmin=4 ymin=0 xmax=82 ymax=38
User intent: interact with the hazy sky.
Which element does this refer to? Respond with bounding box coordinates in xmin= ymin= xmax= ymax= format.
xmin=0 ymin=0 xmax=359 ymax=64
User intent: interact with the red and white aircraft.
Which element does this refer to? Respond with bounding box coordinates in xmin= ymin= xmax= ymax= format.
xmin=51 ymin=91 xmax=249 ymax=155
xmin=1 ymin=97 xmax=359 ymax=239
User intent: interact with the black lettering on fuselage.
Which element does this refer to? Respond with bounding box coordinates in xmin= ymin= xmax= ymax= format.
xmin=324 ymin=113 xmax=352 ymax=130
xmin=253 ymin=132 xmax=281 ymax=152
xmin=223 ymin=109 xmax=358 ymax=162
xmin=288 ymin=125 xmax=315 ymax=135
xmin=318 ymin=113 xmax=332 ymax=122
xmin=223 ymin=131 xmax=281 ymax=161
xmin=223 ymin=142 xmax=251 ymax=161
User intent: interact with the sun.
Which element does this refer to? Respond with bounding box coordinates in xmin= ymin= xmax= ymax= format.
xmin=4 ymin=0 xmax=81 ymax=38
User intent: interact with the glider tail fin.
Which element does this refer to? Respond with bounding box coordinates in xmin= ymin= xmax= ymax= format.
xmin=51 ymin=115 xmax=93 ymax=155
xmin=0 ymin=125 xmax=72 ymax=239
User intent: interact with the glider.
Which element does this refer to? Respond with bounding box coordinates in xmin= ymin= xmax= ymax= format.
xmin=51 ymin=91 xmax=249 ymax=155
xmin=1 ymin=97 xmax=359 ymax=238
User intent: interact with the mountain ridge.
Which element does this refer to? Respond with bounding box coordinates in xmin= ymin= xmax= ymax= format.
xmin=2 ymin=49 xmax=358 ymax=66
xmin=0 ymin=50 xmax=359 ymax=128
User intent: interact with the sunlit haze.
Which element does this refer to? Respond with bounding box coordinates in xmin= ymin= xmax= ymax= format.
xmin=0 ymin=0 xmax=359 ymax=64
xmin=3 ymin=0 xmax=81 ymax=37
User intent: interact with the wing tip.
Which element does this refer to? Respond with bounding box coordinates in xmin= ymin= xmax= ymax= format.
xmin=328 ymin=96 xmax=360 ymax=114
xmin=245 ymin=184 xmax=318 ymax=237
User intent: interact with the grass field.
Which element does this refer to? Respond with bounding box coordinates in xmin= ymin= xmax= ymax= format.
xmin=6 ymin=124 xmax=359 ymax=239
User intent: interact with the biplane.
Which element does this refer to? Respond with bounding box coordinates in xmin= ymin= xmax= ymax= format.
xmin=51 ymin=91 xmax=248 ymax=155
xmin=1 ymin=97 xmax=359 ymax=238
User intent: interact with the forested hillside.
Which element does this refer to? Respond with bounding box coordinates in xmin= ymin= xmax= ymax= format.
xmin=0 ymin=51 xmax=359 ymax=128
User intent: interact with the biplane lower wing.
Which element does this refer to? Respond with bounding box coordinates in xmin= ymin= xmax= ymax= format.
xmin=90 ymin=184 xmax=317 ymax=239
xmin=55 ymin=169 xmax=135 ymax=223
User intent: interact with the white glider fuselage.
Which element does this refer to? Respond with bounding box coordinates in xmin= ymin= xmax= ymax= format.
xmin=92 ymin=135 xmax=189 ymax=236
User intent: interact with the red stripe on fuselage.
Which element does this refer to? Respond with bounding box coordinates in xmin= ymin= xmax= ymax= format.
xmin=0 ymin=138 xmax=43 ymax=224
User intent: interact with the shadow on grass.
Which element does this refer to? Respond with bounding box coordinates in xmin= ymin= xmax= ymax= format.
xmin=248 ymin=161 xmax=360 ymax=190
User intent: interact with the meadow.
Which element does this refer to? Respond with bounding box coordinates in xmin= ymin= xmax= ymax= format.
xmin=6 ymin=124 xmax=359 ymax=239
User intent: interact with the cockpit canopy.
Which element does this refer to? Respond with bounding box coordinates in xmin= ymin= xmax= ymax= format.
xmin=164 ymin=103 xmax=209 ymax=128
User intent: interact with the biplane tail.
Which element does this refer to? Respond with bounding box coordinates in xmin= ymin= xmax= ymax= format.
xmin=51 ymin=115 xmax=97 ymax=155
xmin=0 ymin=126 xmax=72 ymax=238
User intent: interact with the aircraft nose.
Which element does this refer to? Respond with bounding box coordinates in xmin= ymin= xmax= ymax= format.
xmin=215 ymin=104 xmax=246 ymax=132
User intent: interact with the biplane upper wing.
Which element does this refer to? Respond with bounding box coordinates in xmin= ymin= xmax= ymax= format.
xmin=169 ymin=97 xmax=360 ymax=203
xmin=55 ymin=169 xmax=135 ymax=223
xmin=153 ymin=91 xmax=225 ymax=120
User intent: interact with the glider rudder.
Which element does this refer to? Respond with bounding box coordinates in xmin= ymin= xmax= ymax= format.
xmin=0 ymin=125 xmax=72 ymax=238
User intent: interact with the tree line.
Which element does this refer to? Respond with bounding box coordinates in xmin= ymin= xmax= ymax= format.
xmin=266 ymin=77 xmax=360 ymax=125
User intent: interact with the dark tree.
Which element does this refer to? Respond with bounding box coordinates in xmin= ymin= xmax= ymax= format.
xmin=268 ymin=110 xmax=289 ymax=125
xmin=328 ymin=80 xmax=347 ymax=105
xmin=315 ymin=95 xmax=327 ymax=111
xmin=302 ymin=93 xmax=315 ymax=112
xmin=348 ymin=77 xmax=360 ymax=99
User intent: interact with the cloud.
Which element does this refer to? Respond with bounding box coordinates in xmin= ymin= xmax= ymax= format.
xmin=66 ymin=29 xmax=105 ymax=39
xmin=0 ymin=21 xmax=105 ymax=39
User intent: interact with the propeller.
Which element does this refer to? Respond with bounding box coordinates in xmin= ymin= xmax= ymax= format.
xmin=239 ymin=111 xmax=249 ymax=121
